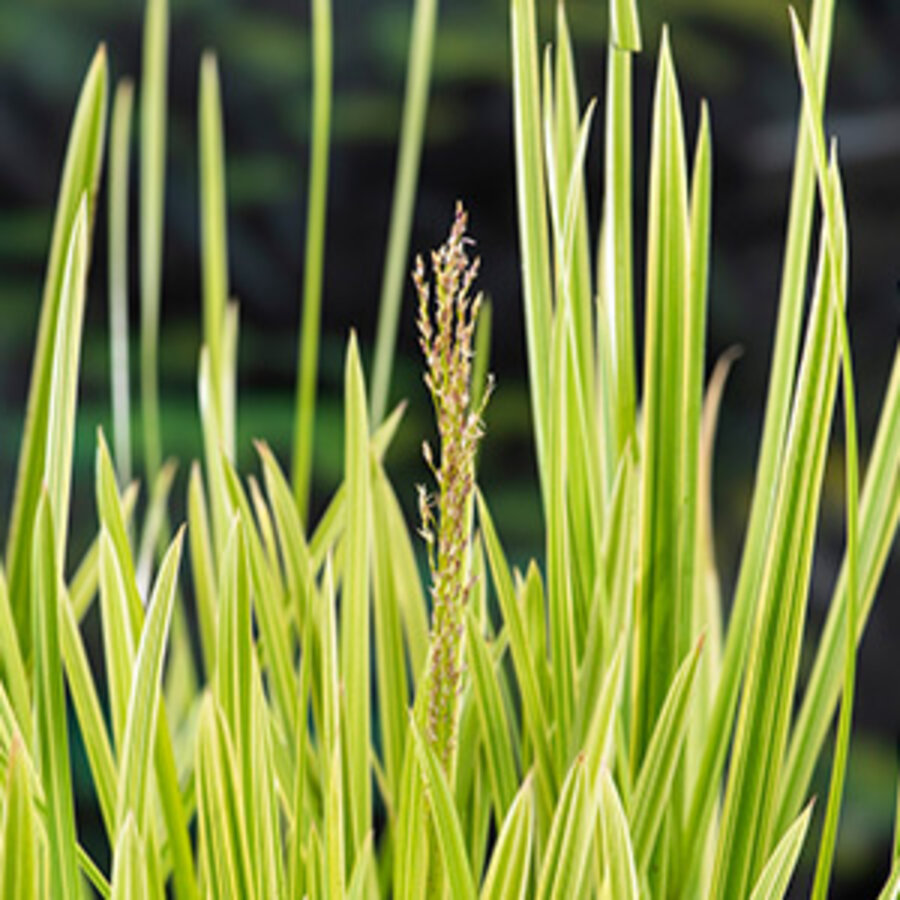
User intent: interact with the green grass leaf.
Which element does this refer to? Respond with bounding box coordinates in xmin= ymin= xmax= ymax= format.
xmin=292 ymin=0 xmax=332 ymax=521
xmin=479 ymin=776 xmax=534 ymax=900
xmin=32 ymin=493 xmax=80 ymax=900
xmin=1 ymin=737 xmax=36 ymax=900
xmin=5 ymin=46 xmax=106 ymax=653
xmin=748 ymin=801 xmax=813 ymax=900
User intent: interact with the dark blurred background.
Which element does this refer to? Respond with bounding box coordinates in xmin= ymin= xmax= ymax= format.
xmin=1 ymin=0 xmax=899 ymax=894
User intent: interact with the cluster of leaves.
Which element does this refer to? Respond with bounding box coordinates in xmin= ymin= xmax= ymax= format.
xmin=1 ymin=0 xmax=900 ymax=897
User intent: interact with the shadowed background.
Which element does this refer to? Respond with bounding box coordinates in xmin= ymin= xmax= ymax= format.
xmin=0 ymin=0 xmax=898 ymax=894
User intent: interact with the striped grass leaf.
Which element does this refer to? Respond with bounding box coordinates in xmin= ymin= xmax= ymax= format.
xmin=5 ymin=46 xmax=106 ymax=652
xmin=59 ymin=593 xmax=117 ymax=838
xmin=198 ymin=349 xmax=230 ymax=562
xmin=1 ymin=736 xmax=36 ymax=900
xmin=371 ymin=461 xmax=411 ymax=806
xmin=686 ymin=0 xmax=838 ymax=864
xmin=249 ymin=476 xmax=283 ymax=594
xmin=535 ymin=755 xmax=593 ymax=900
xmin=409 ymin=719 xmax=478 ymax=900
xmin=44 ymin=197 xmax=89 ymax=570
xmin=582 ymin=637 xmax=626 ymax=796
xmin=479 ymin=775 xmax=534 ymax=900
xmin=108 ymin=79 xmax=134 ymax=486
xmin=393 ymin=730 xmax=429 ymax=900
xmin=198 ymin=51 xmax=232 ymax=458
xmin=99 ymin=529 xmax=136 ymax=751
xmin=341 ymin=332 xmax=372 ymax=847
xmin=369 ymin=0 xmax=438 ymax=425
xmin=110 ymin=814 xmax=149 ymax=900
xmin=477 ymin=489 xmax=556 ymax=822
xmin=320 ymin=560 xmax=346 ymax=896
xmin=546 ymin=302 xmax=576 ymax=775
xmin=602 ymin=41 xmax=637 ymax=466
xmin=710 ymin=212 xmax=843 ymax=899
xmin=71 ymin=480 xmax=139 ymax=623
xmin=97 ymin=446 xmax=198 ymax=881
xmin=747 ymin=801 xmax=813 ymax=900
xmin=115 ymin=527 xmax=184 ymax=833
xmin=788 ymin=17 xmax=861 ymax=896
xmin=465 ymin=607 xmax=518 ymax=823
xmin=188 ymin=461 xmax=218 ymax=678
xmin=196 ymin=694 xmax=256 ymax=900
xmin=628 ymin=634 xmax=704 ymax=873
xmin=31 ymin=493 xmax=80 ymax=900
xmin=292 ymin=0 xmax=333 ymax=522
xmin=610 ymin=0 xmax=641 ymax=51
xmin=779 ymin=342 xmax=900 ymax=833
xmin=510 ymin=0 xmax=552 ymax=498
xmin=140 ymin=0 xmax=169 ymax=484
xmin=220 ymin=456 xmax=297 ymax=737
xmin=257 ymin=440 xmax=314 ymax=627
xmin=346 ymin=830 xmax=377 ymax=900
xmin=0 ymin=572 xmax=30 ymax=746
xmin=373 ymin=462 xmax=429 ymax=681
xmin=307 ymin=399 xmax=406 ymax=573
xmin=599 ymin=769 xmax=639 ymax=900
xmin=471 ymin=297 xmax=492 ymax=412
xmin=214 ymin=517 xmax=252 ymax=780
xmin=634 ymin=27 xmax=693 ymax=765
xmin=135 ymin=458 xmax=177 ymax=596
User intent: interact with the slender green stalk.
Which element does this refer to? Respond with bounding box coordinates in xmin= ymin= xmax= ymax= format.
xmin=292 ymin=0 xmax=333 ymax=524
xmin=369 ymin=0 xmax=438 ymax=426
xmin=199 ymin=52 xmax=232 ymax=459
xmin=108 ymin=80 xmax=134 ymax=487
xmin=140 ymin=0 xmax=168 ymax=485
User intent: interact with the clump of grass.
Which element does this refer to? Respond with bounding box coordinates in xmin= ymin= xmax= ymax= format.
xmin=0 ymin=0 xmax=899 ymax=897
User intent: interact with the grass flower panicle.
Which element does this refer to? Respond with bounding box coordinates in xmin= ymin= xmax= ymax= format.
xmin=416 ymin=202 xmax=491 ymax=771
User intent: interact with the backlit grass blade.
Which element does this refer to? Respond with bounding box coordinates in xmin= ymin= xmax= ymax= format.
xmin=188 ymin=462 xmax=217 ymax=678
xmin=1 ymin=737 xmax=36 ymax=900
xmin=110 ymin=814 xmax=149 ymax=900
xmin=471 ymin=298 xmax=492 ymax=412
xmin=346 ymin=831 xmax=376 ymax=900
xmin=787 ymin=18 xmax=861 ymax=895
xmin=628 ymin=634 xmax=704 ymax=872
xmin=410 ymin=719 xmax=477 ymax=900
xmin=199 ymin=52 xmax=232 ymax=458
xmin=536 ymin=757 xmax=593 ymax=900
xmin=71 ymin=480 xmax=139 ymax=622
xmin=372 ymin=462 xmax=411 ymax=805
xmin=779 ymin=343 xmax=900 ymax=832
xmin=477 ymin=489 xmax=556 ymax=820
xmin=43 ymin=198 xmax=90 ymax=570
xmin=547 ymin=304 xmax=576 ymax=773
xmin=687 ymin=0 xmax=837 ymax=859
xmin=466 ymin=608 xmax=518 ymax=823
xmin=60 ymin=595 xmax=117 ymax=838
xmin=135 ymin=458 xmax=177 ymax=595
xmin=599 ymin=770 xmax=640 ymax=900
xmin=32 ymin=493 xmax=79 ymax=900
xmin=479 ymin=776 xmax=533 ymax=900
xmin=634 ymin=28 xmax=692 ymax=763
xmin=510 ymin=0 xmax=552 ymax=498
xmin=95 ymin=432 xmax=198 ymax=900
xmin=610 ymin=0 xmax=641 ymax=51
xmin=341 ymin=332 xmax=372 ymax=847
xmin=0 ymin=571 xmax=30 ymax=745
xmin=710 ymin=216 xmax=842 ymax=899
xmin=140 ymin=0 xmax=169 ymax=485
xmin=108 ymin=79 xmax=134 ymax=486
xmin=748 ymin=801 xmax=813 ymax=900
xmin=292 ymin=0 xmax=332 ymax=521
xmin=195 ymin=694 xmax=256 ymax=900
xmin=393 ymin=732 xmax=429 ymax=900
xmin=116 ymin=527 xmax=184 ymax=832
xmin=369 ymin=0 xmax=438 ymax=425
xmin=5 ymin=46 xmax=106 ymax=651
xmin=99 ymin=529 xmax=136 ymax=751
xmin=220 ymin=457 xmax=297 ymax=737
xmin=320 ymin=560 xmax=346 ymax=897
